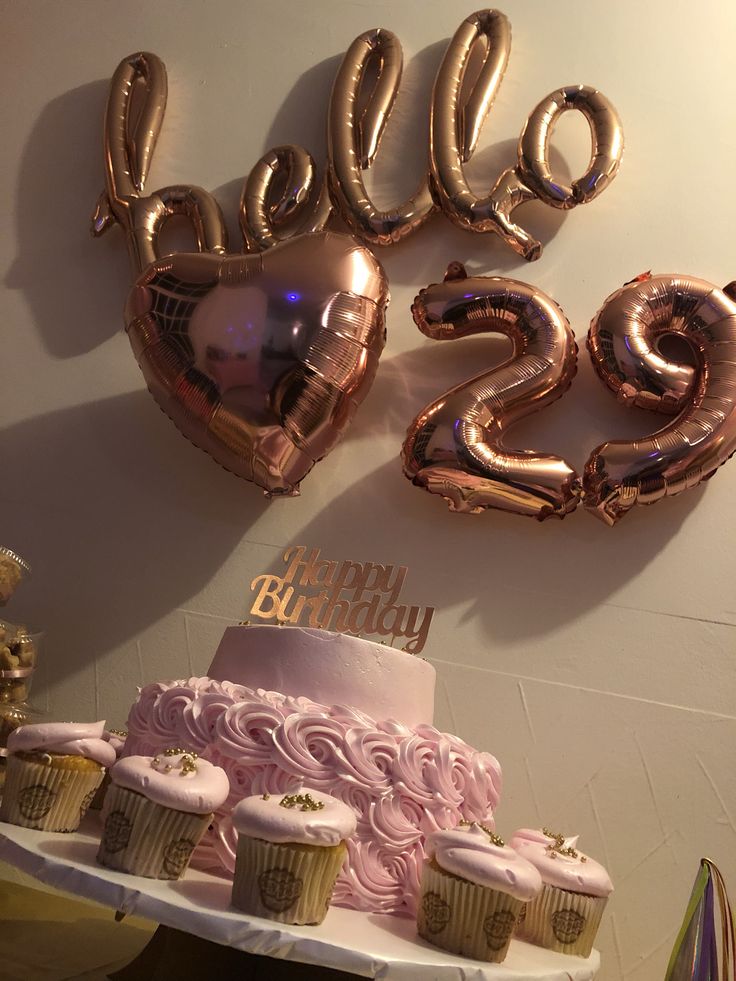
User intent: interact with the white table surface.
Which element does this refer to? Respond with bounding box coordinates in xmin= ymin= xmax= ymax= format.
xmin=0 ymin=818 xmax=599 ymax=981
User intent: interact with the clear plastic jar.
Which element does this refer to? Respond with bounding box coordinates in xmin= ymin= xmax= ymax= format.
xmin=0 ymin=625 xmax=40 ymax=705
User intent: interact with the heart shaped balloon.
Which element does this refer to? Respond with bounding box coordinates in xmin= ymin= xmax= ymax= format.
xmin=93 ymin=53 xmax=389 ymax=496
xmin=125 ymin=233 xmax=388 ymax=495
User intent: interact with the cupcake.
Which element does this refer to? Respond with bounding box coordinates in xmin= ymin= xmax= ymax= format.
xmin=97 ymin=749 xmax=228 ymax=879
xmin=417 ymin=822 xmax=542 ymax=962
xmin=231 ymin=788 xmax=356 ymax=925
xmin=0 ymin=721 xmax=115 ymax=832
xmin=510 ymin=828 xmax=613 ymax=956
xmin=89 ymin=728 xmax=128 ymax=810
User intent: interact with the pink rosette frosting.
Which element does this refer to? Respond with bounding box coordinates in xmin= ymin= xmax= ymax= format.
xmin=271 ymin=714 xmax=346 ymax=787
xmin=338 ymin=729 xmax=395 ymax=791
xmin=181 ymin=690 xmax=236 ymax=751
xmin=124 ymin=677 xmax=502 ymax=915
xmin=510 ymin=828 xmax=614 ymax=897
xmin=334 ymin=838 xmax=425 ymax=914
xmin=215 ymin=701 xmax=286 ymax=763
xmin=148 ymin=685 xmax=198 ymax=745
xmin=8 ymin=721 xmax=116 ymax=768
xmin=369 ymin=793 xmax=425 ymax=849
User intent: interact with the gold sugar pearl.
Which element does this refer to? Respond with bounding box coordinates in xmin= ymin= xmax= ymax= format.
xmin=458 ymin=820 xmax=504 ymax=847
xmin=150 ymin=748 xmax=198 ymax=776
xmin=279 ymin=792 xmax=325 ymax=812
xmin=479 ymin=824 xmax=505 ymax=848
xmin=541 ymin=826 xmax=582 ymax=860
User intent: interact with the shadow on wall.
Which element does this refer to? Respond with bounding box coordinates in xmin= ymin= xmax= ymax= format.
xmin=5 ymin=80 xmax=130 ymax=359
xmin=1 ymin=390 xmax=267 ymax=692
xmin=244 ymin=331 xmax=704 ymax=643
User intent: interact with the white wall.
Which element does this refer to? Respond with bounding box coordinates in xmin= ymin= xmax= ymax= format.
xmin=3 ymin=1 xmax=735 ymax=977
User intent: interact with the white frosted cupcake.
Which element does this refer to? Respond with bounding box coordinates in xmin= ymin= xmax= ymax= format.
xmin=97 ymin=749 xmax=229 ymax=879
xmin=510 ymin=828 xmax=613 ymax=956
xmin=231 ymin=788 xmax=357 ymax=925
xmin=417 ymin=822 xmax=542 ymax=962
xmin=0 ymin=721 xmax=115 ymax=832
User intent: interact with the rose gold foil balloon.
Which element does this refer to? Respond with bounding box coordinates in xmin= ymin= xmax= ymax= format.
xmin=430 ymin=11 xmax=624 ymax=260
xmin=402 ymin=263 xmax=579 ymax=519
xmin=91 ymin=53 xmax=228 ymax=271
xmin=240 ymin=145 xmax=333 ymax=253
xmin=327 ymin=28 xmax=436 ymax=245
xmin=93 ymin=54 xmax=389 ymax=496
xmin=585 ymin=274 xmax=736 ymax=525
xmin=242 ymin=11 xmax=623 ymax=257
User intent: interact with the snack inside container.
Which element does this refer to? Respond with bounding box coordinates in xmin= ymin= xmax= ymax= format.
xmin=0 ymin=548 xmax=31 ymax=606
xmin=0 ymin=627 xmax=42 ymax=705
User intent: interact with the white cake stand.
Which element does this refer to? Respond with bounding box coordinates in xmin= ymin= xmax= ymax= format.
xmin=0 ymin=818 xmax=599 ymax=980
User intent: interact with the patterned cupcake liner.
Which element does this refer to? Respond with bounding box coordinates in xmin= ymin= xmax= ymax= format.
xmin=97 ymin=784 xmax=211 ymax=879
xmin=89 ymin=771 xmax=111 ymax=810
xmin=232 ymin=836 xmax=346 ymax=925
xmin=0 ymin=755 xmax=103 ymax=832
xmin=514 ymin=882 xmax=607 ymax=956
xmin=417 ymin=860 xmax=523 ymax=963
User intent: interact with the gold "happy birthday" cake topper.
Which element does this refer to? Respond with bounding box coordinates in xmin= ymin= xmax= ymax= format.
xmin=248 ymin=546 xmax=434 ymax=654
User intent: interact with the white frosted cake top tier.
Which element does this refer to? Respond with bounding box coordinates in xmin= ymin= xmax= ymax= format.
xmin=207 ymin=625 xmax=436 ymax=728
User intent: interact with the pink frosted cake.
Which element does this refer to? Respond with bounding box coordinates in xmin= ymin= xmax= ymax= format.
xmin=124 ymin=625 xmax=502 ymax=915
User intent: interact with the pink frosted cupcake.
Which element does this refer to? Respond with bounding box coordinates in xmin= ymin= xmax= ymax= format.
xmin=90 ymin=728 xmax=128 ymax=810
xmin=97 ymin=749 xmax=229 ymax=879
xmin=417 ymin=822 xmax=542 ymax=962
xmin=510 ymin=828 xmax=613 ymax=956
xmin=231 ymin=788 xmax=357 ymax=925
xmin=0 ymin=721 xmax=115 ymax=831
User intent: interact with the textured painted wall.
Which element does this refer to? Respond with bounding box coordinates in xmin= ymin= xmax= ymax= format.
xmin=2 ymin=1 xmax=735 ymax=977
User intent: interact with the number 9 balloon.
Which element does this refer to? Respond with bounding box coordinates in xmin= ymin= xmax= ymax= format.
xmin=584 ymin=274 xmax=736 ymax=525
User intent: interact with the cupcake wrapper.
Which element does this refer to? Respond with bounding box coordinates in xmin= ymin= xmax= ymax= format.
xmin=417 ymin=861 xmax=523 ymax=963
xmin=232 ymin=836 xmax=346 ymax=925
xmin=97 ymin=784 xmax=211 ymax=880
xmin=514 ymin=882 xmax=607 ymax=956
xmin=89 ymin=772 xmax=111 ymax=811
xmin=0 ymin=755 xmax=103 ymax=832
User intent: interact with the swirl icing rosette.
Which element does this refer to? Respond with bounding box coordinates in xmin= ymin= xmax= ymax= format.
xmin=215 ymin=701 xmax=287 ymax=763
xmin=125 ymin=676 xmax=501 ymax=915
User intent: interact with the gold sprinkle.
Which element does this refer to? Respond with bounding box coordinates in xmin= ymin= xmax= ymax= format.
xmin=262 ymin=793 xmax=271 ymax=800
xmin=542 ymin=827 xmax=580 ymax=860
xmin=479 ymin=824 xmax=505 ymax=848
xmin=108 ymin=728 xmax=128 ymax=738
xmin=151 ymin=748 xmax=199 ymax=776
xmin=279 ymin=792 xmax=325 ymax=812
xmin=458 ymin=820 xmax=504 ymax=847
